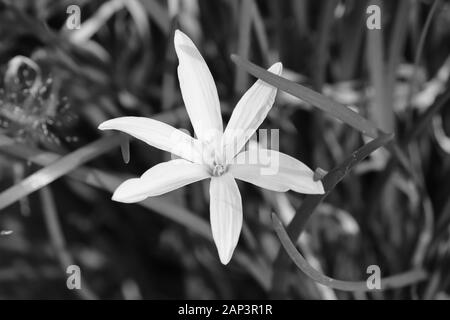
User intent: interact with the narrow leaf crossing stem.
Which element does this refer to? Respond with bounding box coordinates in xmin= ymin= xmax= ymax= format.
xmin=272 ymin=213 xmax=427 ymax=291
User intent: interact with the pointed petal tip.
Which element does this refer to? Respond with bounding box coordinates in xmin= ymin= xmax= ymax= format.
xmin=111 ymin=188 xmax=130 ymax=203
xmin=111 ymin=192 xmax=120 ymax=202
xmin=174 ymin=29 xmax=186 ymax=38
xmin=292 ymin=176 xmax=325 ymax=195
xmin=111 ymin=192 xmax=124 ymax=203
xmin=111 ymin=191 xmax=146 ymax=204
xmin=97 ymin=118 xmax=121 ymax=131
xmin=316 ymin=180 xmax=325 ymax=194
xmin=218 ymin=253 xmax=232 ymax=265
xmin=97 ymin=121 xmax=108 ymax=131
xmin=216 ymin=244 xmax=234 ymax=265
xmin=174 ymin=29 xmax=182 ymax=39
xmin=214 ymin=230 xmax=238 ymax=265
xmin=111 ymin=178 xmax=145 ymax=203
xmin=209 ymin=174 xmax=242 ymax=266
xmin=269 ymin=62 xmax=283 ymax=75
xmin=174 ymin=29 xmax=191 ymax=46
xmin=302 ymin=179 xmax=325 ymax=195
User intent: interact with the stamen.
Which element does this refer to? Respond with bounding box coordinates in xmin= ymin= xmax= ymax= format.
xmin=212 ymin=163 xmax=226 ymax=177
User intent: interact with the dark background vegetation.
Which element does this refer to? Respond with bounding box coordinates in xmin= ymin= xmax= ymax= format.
xmin=0 ymin=0 xmax=449 ymax=299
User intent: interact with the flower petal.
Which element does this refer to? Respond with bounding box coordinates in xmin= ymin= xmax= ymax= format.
xmin=209 ymin=173 xmax=243 ymax=265
xmin=222 ymin=63 xmax=282 ymax=163
xmin=112 ymin=159 xmax=210 ymax=203
xmin=174 ymin=30 xmax=223 ymax=143
xmin=229 ymin=148 xmax=324 ymax=194
xmin=99 ymin=116 xmax=203 ymax=163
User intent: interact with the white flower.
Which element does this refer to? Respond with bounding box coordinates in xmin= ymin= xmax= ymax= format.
xmin=98 ymin=30 xmax=324 ymax=265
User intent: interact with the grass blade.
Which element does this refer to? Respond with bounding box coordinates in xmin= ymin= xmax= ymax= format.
xmin=365 ymin=0 xmax=393 ymax=132
xmin=0 ymin=134 xmax=209 ymax=237
xmin=231 ymin=55 xmax=381 ymax=138
xmin=67 ymin=0 xmax=125 ymax=44
xmin=0 ymin=134 xmax=121 ymax=210
xmin=271 ymin=132 xmax=394 ymax=295
xmin=338 ymin=0 xmax=367 ymax=80
xmin=251 ymin=1 xmax=269 ymax=65
xmin=313 ymin=0 xmax=337 ymax=89
xmin=139 ymin=0 xmax=170 ymax=35
xmin=272 ymin=213 xmax=427 ymax=291
xmin=287 ymin=132 xmax=394 ymax=239
xmin=0 ymin=136 xmax=270 ymax=289
xmin=394 ymin=89 xmax=450 ymax=182
xmin=40 ymin=186 xmax=98 ymax=300
xmin=234 ymin=0 xmax=254 ymax=94
xmin=407 ymin=0 xmax=441 ymax=105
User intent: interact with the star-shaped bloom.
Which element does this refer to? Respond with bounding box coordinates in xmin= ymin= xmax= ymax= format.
xmin=99 ymin=30 xmax=324 ymax=265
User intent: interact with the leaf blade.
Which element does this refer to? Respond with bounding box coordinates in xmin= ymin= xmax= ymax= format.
xmin=272 ymin=213 xmax=427 ymax=291
xmin=231 ymin=55 xmax=381 ymax=138
xmin=0 ymin=134 xmax=121 ymax=210
xmin=271 ymin=132 xmax=394 ymax=294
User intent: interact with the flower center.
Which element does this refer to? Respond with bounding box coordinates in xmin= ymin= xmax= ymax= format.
xmin=212 ymin=163 xmax=226 ymax=177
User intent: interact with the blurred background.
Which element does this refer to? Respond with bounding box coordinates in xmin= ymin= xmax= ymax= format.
xmin=0 ymin=0 xmax=449 ymax=299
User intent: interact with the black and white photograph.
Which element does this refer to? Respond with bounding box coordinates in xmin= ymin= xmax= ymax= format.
xmin=0 ymin=0 xmax=449 ymax=306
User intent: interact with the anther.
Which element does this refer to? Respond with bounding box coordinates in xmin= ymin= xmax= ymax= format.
xmin=212 ymin=164 xmax=226 ymax=177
